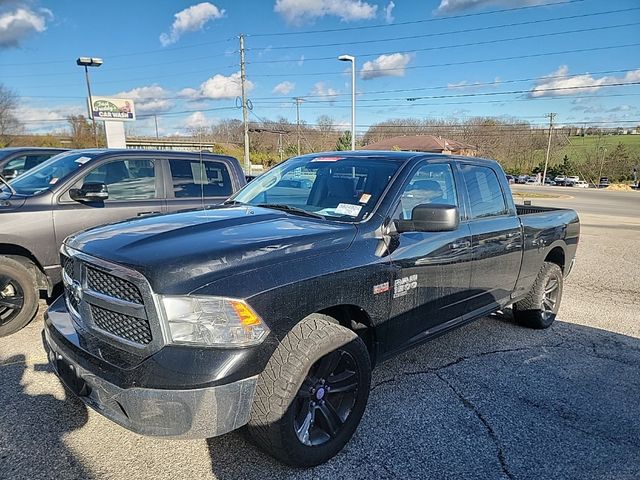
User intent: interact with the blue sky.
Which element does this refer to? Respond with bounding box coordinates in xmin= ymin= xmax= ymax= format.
xmin=1 ymin=0 xmax=639 ymax=136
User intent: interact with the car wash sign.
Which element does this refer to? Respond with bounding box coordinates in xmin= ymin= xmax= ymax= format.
xmin=88 ymin=97 xmax=136 ymax=121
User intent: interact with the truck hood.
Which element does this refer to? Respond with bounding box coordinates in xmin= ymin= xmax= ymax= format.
xmin=66 ymin=205 xmax=357 ymax=294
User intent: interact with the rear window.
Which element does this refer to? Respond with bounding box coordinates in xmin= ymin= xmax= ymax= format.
xmin=168 ymin=159 xmax=233 ymax=198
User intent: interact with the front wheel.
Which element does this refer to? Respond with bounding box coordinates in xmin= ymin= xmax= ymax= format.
xmin=513 ymin=261 xmax=564 ymax=329
xmin=0 ymin=257 xmax=39 ymax=337
xmin=246 ymin=314 xmax=371 ymax=467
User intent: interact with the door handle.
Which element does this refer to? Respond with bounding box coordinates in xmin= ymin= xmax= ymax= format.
xmin=137 ymin=211 xmax=160 ymax=217
xmin=450 ymin=241 xmax=471 ymax=249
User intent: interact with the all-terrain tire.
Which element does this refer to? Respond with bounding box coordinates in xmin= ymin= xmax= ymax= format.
xmin=513 ymin=261 xmax=563 ymax=329
xmin=246 ymin=314 xmax=371 ymax=467
xmin=0 ymin=257 xmax=39 ymax=337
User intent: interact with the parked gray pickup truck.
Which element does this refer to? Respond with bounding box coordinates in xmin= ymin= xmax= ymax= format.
xmin=0 ymin=149 xmax=245 ymax=336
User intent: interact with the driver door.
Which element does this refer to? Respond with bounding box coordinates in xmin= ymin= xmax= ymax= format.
xmin=384 ymin=161 xmax=473 ymax=354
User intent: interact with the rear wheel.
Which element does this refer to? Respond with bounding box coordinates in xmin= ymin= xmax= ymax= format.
xmin=513 ymin=261 xmax=563 ymax=329
xmin=246 ymin=314 xmax=371 ymax=467
xmin=0 ymin=257 xmax=39 ymax=337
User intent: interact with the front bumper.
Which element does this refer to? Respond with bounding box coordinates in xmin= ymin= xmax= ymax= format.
xmin=43 ymin=299 xmax=259 ymax=440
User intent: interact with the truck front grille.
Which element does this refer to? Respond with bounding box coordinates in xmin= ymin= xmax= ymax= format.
xmin=86 ymin=266 xmax=143 ymax=304
xmin=90 ymin=305 xmax=152 ymax=345
xmin=61 ymin=249 xmax=159 ymax=351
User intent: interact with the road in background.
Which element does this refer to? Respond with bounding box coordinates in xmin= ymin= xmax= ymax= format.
xmin=511 ymin=185 xmax=639 ymax=222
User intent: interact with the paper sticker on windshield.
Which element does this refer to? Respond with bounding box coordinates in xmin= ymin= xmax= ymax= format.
xmin=359 ymin=193 xmax=371 ymax=204
xmin=74 ymin=156 xmax=92 ymax=165
xmin=311 ymin=156 xmax=343 ymax=162
xmin=335 ymin=203 xmax=362 ymax=217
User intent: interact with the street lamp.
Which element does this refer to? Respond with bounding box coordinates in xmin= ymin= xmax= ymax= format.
xmin=338 ymin=54 xmax=356 ymax=151
xmin=76 ymin=57 xmax=103 ymax=147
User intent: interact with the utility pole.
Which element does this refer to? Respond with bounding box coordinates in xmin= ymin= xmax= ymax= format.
xmin=542 ymin=112 xmax=556 ymax=186
xmin=154 ymin=115 xmax=159 ymax=140
xmin=239 ymin=34 xmax=251 ymax=173
xmin=294 ymin=97 xmax=301 ymax=156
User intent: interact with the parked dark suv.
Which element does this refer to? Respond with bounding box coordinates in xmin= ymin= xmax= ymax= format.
xmin=0 ymin=149 xmax=245 ymax=336
xmin=0 ymin=147 xmax=68 ymax=180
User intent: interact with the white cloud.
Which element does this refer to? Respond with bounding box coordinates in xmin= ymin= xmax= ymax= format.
xmin=310 ymin=82 xmax=339 ymax=101
xmin=361 ymin=53 xmax=412 ymax=80
xmin=529 ymin=66 xmax=640 ymax=98
xmin=447 ymin=77 xmax=500 ymax=90
xmin=0 ymin=6 xmax=50 ymax=48
xmin=274 ymin=0 xmax=377 ymax=25
xmin=160 ymin=2 xmax=225 ymax=46
xmin=273 ymin=81 xmax=295 ymax=95
xmin=434 ymin=0 xmax=554 ymax=15
xmin=114 ymin=85 xmax=173 ymax=114
xmin=184 ymin=111 xmax=210 ymax=129
xmin=15 ymin=103 xmax=83 ymax=133
xmin=384 ymin=1 xmax=395 ymax=23
xmin=179 ymin=71 xmax=254 ymax=100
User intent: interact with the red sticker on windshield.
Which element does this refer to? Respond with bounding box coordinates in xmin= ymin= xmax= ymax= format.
xmin=311 ymin=156 xmax=344 ymax=162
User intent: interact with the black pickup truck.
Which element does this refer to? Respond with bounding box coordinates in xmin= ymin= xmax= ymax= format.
xmin=43 ymin=151 xmax=579 ymax=467
xmin=0 ymin=149 xmax=245 ymax=336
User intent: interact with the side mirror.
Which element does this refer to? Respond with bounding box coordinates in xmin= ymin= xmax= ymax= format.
xmin=2 ymin=169 xmax=19 ymax=180
xmin=396 ymin=204 xmax=459 ymax=233
xmin=69 ymin=182 xmax=109 ymax=202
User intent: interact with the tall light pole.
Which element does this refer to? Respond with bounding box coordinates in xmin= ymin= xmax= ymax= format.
xmin=76 ymin=57 xmax=103 ymax=147
xmin=338 ymin=54 xmax=356 ymax=150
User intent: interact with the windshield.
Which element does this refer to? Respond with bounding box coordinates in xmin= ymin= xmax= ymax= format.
xmin=3 ymin=151 xmax=98 ymax=196
xmin=231 ymin=155 xmax=403 ymax=221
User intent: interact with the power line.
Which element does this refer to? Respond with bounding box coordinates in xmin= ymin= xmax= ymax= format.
xmin=248 ymin=43 xmax=640 ymax=77
xmin=248 ymin=0 xmax=587 ymax=37
xmin=0 ymin=38 xmax=234 ymax=68
xmin=248 ymin=23 xmax=640 ymax=65
xmin=18 ymin=68 xmax=639 ymax=101
xmin=248 ymin=7 xmax=640 ymax=52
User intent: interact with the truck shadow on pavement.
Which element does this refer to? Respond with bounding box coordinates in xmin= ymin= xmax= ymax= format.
xmin=207 ymin=314 xmax=640 ymax=480
xmin=0 ymin=355 xmax=91 ymax=480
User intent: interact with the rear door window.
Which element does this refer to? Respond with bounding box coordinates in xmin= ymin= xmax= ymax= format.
xmin=168 ymin=159 xmax=233 ymax=198
xmin=460 ymin=165 xmax=508 ymax=218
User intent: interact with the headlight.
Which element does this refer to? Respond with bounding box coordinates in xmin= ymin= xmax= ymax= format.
xmin=160 ymin=296 xmax=269 ymax=347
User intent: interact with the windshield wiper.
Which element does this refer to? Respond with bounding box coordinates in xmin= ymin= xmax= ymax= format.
xmin=257 ymin=203 xmax=325 ymax=220
xmin=0 ymin=175 xmax=16 ymax=196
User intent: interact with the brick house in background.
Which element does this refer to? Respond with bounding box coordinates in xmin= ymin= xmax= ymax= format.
xmin=361 ymin=135 xmax=478 ymax=156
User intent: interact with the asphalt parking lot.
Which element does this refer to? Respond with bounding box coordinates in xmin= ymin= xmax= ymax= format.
xmin=1 ymin=188 xmax=639 ymax=480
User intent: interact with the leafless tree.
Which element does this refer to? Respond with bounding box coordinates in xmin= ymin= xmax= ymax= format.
xmin=0 ymin=84 xmax=23 ymax=146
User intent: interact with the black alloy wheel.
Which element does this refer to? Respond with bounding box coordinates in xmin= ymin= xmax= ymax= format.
xmin=294 ymin=349 xmax=360 ymax=446
xmin=0 ymin=274 xmax=25 ymax=326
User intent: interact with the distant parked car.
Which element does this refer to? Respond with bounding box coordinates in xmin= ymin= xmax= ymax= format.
xmin=544 ymin=178 xmax=556 ymax=186
xmin=505 ymin=175 xmax=515 ymax=184
xmin=0 ymin=147 xmax=68 ymax=180
xmin=525 ymin=178 xmax=538 ymax=185
xmin=566 ymin=176 xmax=580 ymax=185
xmin=598 ymin=177 xmax=610 ymax=188
xmin=573 ymin=181 xmax=589 ymax=188
xmin=516 ymin=175 xmax=529 ymax=184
